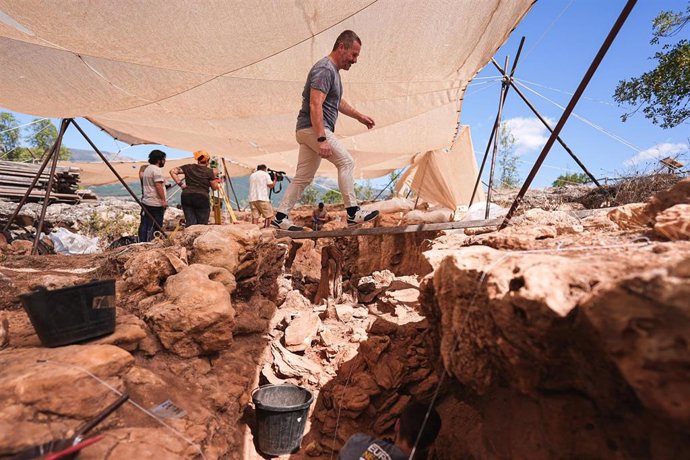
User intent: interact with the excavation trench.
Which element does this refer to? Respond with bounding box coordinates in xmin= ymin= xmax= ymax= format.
xmin=1 ymin=206 xmax=690 ymax=459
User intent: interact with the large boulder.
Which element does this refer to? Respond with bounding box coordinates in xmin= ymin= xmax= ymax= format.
xmin=143 ymin=264 xmax=236 ymax=357
xmin=177 ymin=224 xmax=261 ymax=275
xmin=0 ymin=345 xmax=133 ymax=453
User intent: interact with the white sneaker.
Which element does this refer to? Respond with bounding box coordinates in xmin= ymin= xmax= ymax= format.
xmin=271 ymin=217 xmax=303 ymax=231
xmin=347 ymin=209 xmax=379 ymax=226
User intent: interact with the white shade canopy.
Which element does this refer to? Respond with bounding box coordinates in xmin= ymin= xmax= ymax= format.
xmin=0 ymin=0 xmax=534 ymax=182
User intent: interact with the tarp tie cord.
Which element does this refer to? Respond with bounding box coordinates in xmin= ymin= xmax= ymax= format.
xmin=0 ymin=117 xmax=49 ymax=135
xmin=523 ymin=0 xmax=576 ymax=61
xmin=515 ymin=77 xmax=617 ymax=107
xmin=36 ymin=359 xmax=206 ymax=459
xmin=0 ymin=122 xmax=58 ymax=161
xmin=406 ymin=237 xmax=653 ymax=459
xmin=514 ymin=80 xmax=643 ymax=153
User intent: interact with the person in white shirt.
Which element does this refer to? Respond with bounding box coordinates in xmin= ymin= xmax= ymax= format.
xmin=138 ymin=149 xmax=168 ymax=242
xmin=248 ymin=164 xmax=276 ymax=228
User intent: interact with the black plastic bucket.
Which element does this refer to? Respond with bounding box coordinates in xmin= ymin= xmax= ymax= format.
xmin=252 ymin=384 xmax=314 ymax=456
xmin=19 ymin=279 xmax=116 ymax=347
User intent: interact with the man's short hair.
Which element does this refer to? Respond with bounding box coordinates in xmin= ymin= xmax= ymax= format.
xmin=318 ymin=202 xmax=324 ymax=208
xmin=148 ymin=149 xmax=166 ymax=164
xmin=257 ymin=164 xmax=267 ymax=171
xmin=398 ymin=401 xmax=441 ymax=452
xmin=332 ymin=30 xmax=361 ymax=51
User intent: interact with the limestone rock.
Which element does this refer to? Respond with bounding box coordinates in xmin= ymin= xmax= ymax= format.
xmin=0 ymin=345 xmax=133 ymax=452
xmin=281 ymin=289 xmax=311 ymax=310
xmin=271 ymin=341 xmax=321 ymax=380
xmin=608 ymin=203 xmax=651 ymax=229
xmin=644 ymin=177 xmax=690 ymax=221
xmin=144 ymin=264 xmax=235 ymax=357
xmin=580 ymin=267 xmax=690 ymax=423
xmin=521 ymin=208 xmax=584 ymax=234
xmin=290 ymin=239 xmax=322 ymax=281
xmin=122 ymin=248 xmax=177 ymax=295
xmin=91 ymin=309 xmax=148 ymax=352
xmin=335 ymin=304 xmax=354 ymax=322
xmin=81 ymin=427 xmax=191 ymax=459
xmin=470 ymin=225 xmax=557 ymax=250
xmin=29 ymin=275 xmax=83 ymax=291
xmin=185 ymin=224 xmax=261 ymax=275
xmin=284 ymin=311 xmax=321 ymax=352
xmin=232 ymin=296 xmax=275 ymax=336
xmin=654 ymin=204 xmax=690 ymax=240
xmin=10 ymin=240 xmax=32 ymax=255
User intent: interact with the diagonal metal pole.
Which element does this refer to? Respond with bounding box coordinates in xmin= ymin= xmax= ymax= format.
xmin=469 ymin=36 xmax=526 ymax=206
xmin=485 ymin=56 xmax=510 ymax=219
xmin=500 ymin=0 xmax=637 ymax=229
xmin=33 ymin=119 xmax=70 ymax=254
xmin=70 ymin=119 xmax=166 ymax=236
xmin=2 ymin=130 xmax=63 ymax=233
xmin=491 ymin=58 xmax=603 ymax=188
xmin=222 ymin=158 xmax=242 ymax=211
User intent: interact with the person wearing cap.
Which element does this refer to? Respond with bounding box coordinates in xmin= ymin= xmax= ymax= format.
xmin=170 ymin=150 xmax=220 ymax=226
xmin=138 ymin=149 xmax=168 ymax=242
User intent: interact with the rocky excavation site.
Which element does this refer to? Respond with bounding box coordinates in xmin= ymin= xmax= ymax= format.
xmin=0 ymin=179 xmax=689 ymax=459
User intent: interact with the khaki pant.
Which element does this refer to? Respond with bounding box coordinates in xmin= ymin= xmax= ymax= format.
xmin=277 ymin=127 xmax=357 ymax=215
xmin=250 ymin=200 xmax=273 ymax=219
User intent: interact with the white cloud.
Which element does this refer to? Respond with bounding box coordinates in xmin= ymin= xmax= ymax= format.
xmin=624 ymin=142 xmax=688 ymax=166
xmin=502 ymin=116 xmax=555 ymax=155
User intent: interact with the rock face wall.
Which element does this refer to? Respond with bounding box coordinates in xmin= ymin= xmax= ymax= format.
xmin=424 ymin=220 xmax=690 ymax=458
xmin=0 ymin=224 xmax=287 ymax=459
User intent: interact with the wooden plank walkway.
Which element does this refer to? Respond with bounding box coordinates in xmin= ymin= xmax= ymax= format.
xmin=275 ymin=208 xmax=603 ymax=240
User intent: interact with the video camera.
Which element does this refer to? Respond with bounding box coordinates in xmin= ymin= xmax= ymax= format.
xmin=267 ymin=168 xmax=286 ymax=182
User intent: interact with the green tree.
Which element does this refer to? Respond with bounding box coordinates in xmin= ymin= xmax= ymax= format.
xmin=552 ymin=172 xmax=590 ymax=187
xmin=25 ymin=119 xmax=71 ymax=160
xmin=322 ymin=189 xmax=342 ymax=204
xmin=0 ymin=112 xmax=20 ymax=159
xmin=497 ymin=122 xmax=520 ymax=188
xmin=614 ymin=2 xmax=690 ymax=128
xmin=298 ymin=185 xmax=320 ymax=205
xmin=354 ymin=179 xmax=375 ymax=201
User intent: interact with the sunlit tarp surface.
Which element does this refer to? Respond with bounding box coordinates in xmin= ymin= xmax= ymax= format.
xmin=0 ymin=0 xmax=534 ymax=179
xmin=395 ymin=126 xmax=484 ymax=209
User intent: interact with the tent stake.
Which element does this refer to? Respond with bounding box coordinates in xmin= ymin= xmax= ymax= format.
xmin=500 ymin=0 xmax=637 ymax=229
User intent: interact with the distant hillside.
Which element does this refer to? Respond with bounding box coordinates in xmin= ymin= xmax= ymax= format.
xmin=89 ymin=175 xmax=340 ymax=207
xmin=69 ymin=148 xmax=135 ymax=162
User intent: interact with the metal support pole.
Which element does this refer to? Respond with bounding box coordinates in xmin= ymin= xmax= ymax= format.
xmin=485 ymin=56 xmax=509 ymax=219
xmin=491 ymin=59 xmax=603 ymax=188
xmin=222 ymin=158 xmax=241 ymax=211
xmin=373 ymin=168 xmax=405 ymax=201
xmin=71 ymin=119 xmax=166 ymax=236
xmin=500 ymin=0 xmax=637 ymax=229
xmin=468 ymin=37 xmax=525 ymax=207
xmin=33 ymin=119 xmax=70 ymax=254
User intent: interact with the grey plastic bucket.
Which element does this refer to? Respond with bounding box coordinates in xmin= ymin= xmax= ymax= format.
xmin=252 ymin=384 xmax=314 ymax=456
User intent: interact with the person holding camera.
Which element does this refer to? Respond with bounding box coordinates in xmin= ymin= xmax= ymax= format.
xmin=248 ymin=164 xmax=276 ymax=228
xmin=271 ymin=30 xmax=379 ymax=231
xmin=170 ymin=150 xmax=220 ymax=226
xmin=138 ymin=149 xmax=168 ymax=242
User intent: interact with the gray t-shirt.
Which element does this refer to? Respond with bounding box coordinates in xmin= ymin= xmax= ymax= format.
xmin=339 ymin=433 xmax=407 ymax=460
xmin=296 ymin=56 xmax=342 ymax=132
xmin=141 ymin=164 xmax=166 ymax=207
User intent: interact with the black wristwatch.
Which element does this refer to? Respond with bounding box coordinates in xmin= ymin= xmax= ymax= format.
xmin=317 ymin=136 xmax=327 ymax=143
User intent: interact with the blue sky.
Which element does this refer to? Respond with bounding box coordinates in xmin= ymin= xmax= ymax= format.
xmin=2 ymin=0 xmax=688 ymax=190
xmin=463 ymin=0 xmax=689 ymax=187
